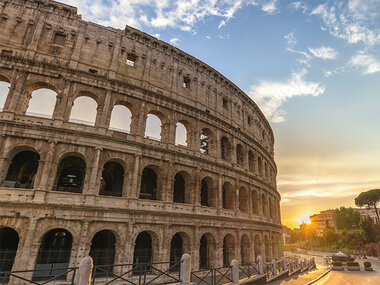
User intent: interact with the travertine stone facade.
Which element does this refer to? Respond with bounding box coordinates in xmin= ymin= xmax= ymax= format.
xmin=0 ymin=0 xmax=282 ymax=274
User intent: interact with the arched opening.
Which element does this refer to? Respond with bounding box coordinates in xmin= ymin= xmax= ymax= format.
xmin=271 ymin=236 xmax=277 ymax=260
xmin=26 ymin=88 xmax=57 ymax=118
xmin=251 ymin=191 xmax=259 ymax=215
xmin=69 ymin=96 xmax=98 ymax=126
xmin=223 ymin=234 xmax=235 ymax=267
xmin=133 ymin=231 xmax=153 ymax=273
xmin=222 ymin=182 xmax=234 ymax=210
xmin=0 ymin=227 xmax=19 ymax=274
xmin=3 ymin=150 xmax=40 ymax=189
xmin=99 ymin=161 xmax=124 ymax=197
xmin=236 ymin=144 xmax=244 ymax=166
xmin=0 ymin=80 xmax=11 ymax=111
xmin=34 ymin=229 xmax=72 ymax=279
xmin=139 ymin=167 xmax=157 ymax=200
xmin=199 ymin=233 xmax=216 ymax=269
xmin=169 ymin=233 xmax=183 ymax=271
xmin=109 ymin=105 xmax=132 ymax=133
xmin=269 ymin=197 xmax=274 ymax=218
xmin=200 ymin=128 xmax=213 ymax=155
xmin=241 ymin=234 xmax=250 ymax=264
xmin=258 ymin=157 xmax=263 ymax=177
xmin=220 ymin=137 xmax=231 ymax=161
xmin=248 ymin=151 xmax=254 ymax=172
xmin=264 ymin=236 xmax=271 ymax=261
xmin=54 ymin=156 xmax=86 ymax=193
xmin=239 ymin=187 xmax=249 ymax=212
xmin=254 ymin=235 xmax=262 ymax=261
xmin=175 ymin=122 xmax=187 ymax=146
xmin=89 ymin=230 xmax=116 ymax=276
xmin=261 ymin=194 xmax=267 ymax=216
xmin=263 ymin=161 xmax=267 ymax=180
xmin=145 ymin=113 xmax=162 ymax=140
xmin=173 ymin=173 xmax=185 ymax=203
xmin=201 ymin=177 xmax=217 ymax=207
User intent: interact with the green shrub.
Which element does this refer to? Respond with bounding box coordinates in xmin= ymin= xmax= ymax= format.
xmin=332 ymin=261 xmax=342 ymax=266
xmin=364 ymin=262 xmax=372 ymax=268
xmin=347 ymin=261 xmax=359 ymax=266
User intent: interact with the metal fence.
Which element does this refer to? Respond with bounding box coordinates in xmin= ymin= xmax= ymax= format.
xmin=191 ymin=266 xmax=233 ymax=285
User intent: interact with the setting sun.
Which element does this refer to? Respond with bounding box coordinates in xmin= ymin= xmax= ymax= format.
xmin=297 ymin=214 xmax=311 ymax=225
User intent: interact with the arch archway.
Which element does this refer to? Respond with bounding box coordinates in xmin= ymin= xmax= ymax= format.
xmin=69 ymin=96 xmax=98 ymax=126
xmin=200 ymin=128 xmax=214 ymax=155
xmin=99 ymin=161 xmax=124 ymax=197
xmin=34 ymin=229 xmax=72 ymax=279
xmin=54 ymin=156 xmax=86 ymax=193
xmin=133 ymin=231 xmax=154 ymax=274
xmin=169 ymin=233 xmax=183 ymax=271
xmin=222 ymin=182 xmax=234 ymax=210
xmin=109 ymin=104 xmax=132 ymax=132
xmin=254 ymin=235 xmax=262 ymax=261
xmin=0 ymin=227 xmax=19 ymax=273
xmin=89 ymin=230 xmax=116 ymax=275
xmin=173 ymin=173 xmax=186 ymax=203
xmin=175 ymin=122 xmax=187 ymax=146
xmin=3 ymin=150 xmax=40 ymax=189
xmin=140 ymin=167 xmax=158 ymax=200
xmin=261 ymin=194 xmax=267 ymax=216
xmin=26 ymin=88 xmax=57 ymax=118
xmin=236 ymin=144 xmax=244 ymax=166
xmin=223 ymin=234 xmax=235 ymax=267
xmin=251 ymin=191 xmax=259 ymax=215
xmin=199 ymin=233 xmax=216 ymax=269
xmin=220 ymin=137 xmax=232 ymax=161
xmin=240 ymin=234 xmax=250 ymax=264
xmin=0 ymin=80 xmax=11 ymax=111
xmin=264 ymin=235 xmax=271 ymax=261
xmin=145 ymin=113 xmax=162 ymax=140
xmin=248 ymin=150 xmax=254 ymax=172
xmin=239 ymin=187 xmax=249 ymax=212
xmin=200 ymin=177 xmax=216 ymax=207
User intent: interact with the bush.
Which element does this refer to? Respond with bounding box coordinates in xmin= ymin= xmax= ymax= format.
xmin=347 ymin=261 xmax=359 ymax=266
xmin=364 ymin=262 xmax=372 ymax=268
xmin=332 ymin=261 xmax=342 ymax=266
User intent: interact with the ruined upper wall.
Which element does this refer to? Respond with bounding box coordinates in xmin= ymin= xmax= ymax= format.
xmin=0 ymin=0 xmax=274 ymax=150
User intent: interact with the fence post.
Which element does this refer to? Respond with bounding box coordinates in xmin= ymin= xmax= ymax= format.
xmin=231 ymin=259 xmax=239 ymax=285
xmin=271 ymin=260 xmax=277 ymax=276
xmin=257 ymin=255 xmax=264 ymax=275
xmin=75 ymin=256 xmax=93 ymax=285
xmin=295 ymin=258 xmax=299 ymax=269
xmin=289 ymin=260 xmax=294 ymax=273
xmin=312 ymin=257 xmax=316 ymax=268
xmin=180 ymin=253 xmax=191 ymax=285
xmin=281 ymin=257 xmax=286 ymax=272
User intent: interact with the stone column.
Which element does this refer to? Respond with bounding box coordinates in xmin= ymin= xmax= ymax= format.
xmin=3 ymin=72 xmax=27 ymax=113
xmin=217 ymin=175 xmax=223 ymax=209
xmin=36 ymin=141 xmax=56 ymax=190
xmin=14 ymin=218 xmax=38 ymax=271
xmin=52 ymin=80 xmax=72 ymax=122
xmin=76 ymin=221 xmax=90 ymax=264
xmin=84 ymin=148 xmax=102 ymax=195
xmin=0 ymin=136 xmax=11 ymax=184
xmin=194 ymin=169 xmax=201 ymax=205
xmin=163 ymin=162 xmax=174 ymax=202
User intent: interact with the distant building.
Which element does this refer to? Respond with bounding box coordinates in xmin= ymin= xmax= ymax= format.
xmin=282 ymin=225 xmax=293 ymax=245
xmin=309 ymin=210 xmax=336 ymax=237
xmin=354 ymin=208 xmax=379 ymax=223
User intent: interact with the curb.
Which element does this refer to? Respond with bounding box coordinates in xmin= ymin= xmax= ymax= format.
xmin=305 ymin=268 xmax=331 ymax=285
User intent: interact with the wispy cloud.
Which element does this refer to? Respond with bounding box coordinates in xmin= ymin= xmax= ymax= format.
xmin=169 ymin=37 xmax=180 ymax=45
xmin=349 ymin=52 xmax=380 ymax=74
xmin=284 ymin=32 xmax=297 ymax=47
xmin=308 ymin=46 xmax=338 ymax=60
xmin=247 ymin=69 xmax=325 ymax=123
xmin=261 ymin=0 xmax=278 ymax=15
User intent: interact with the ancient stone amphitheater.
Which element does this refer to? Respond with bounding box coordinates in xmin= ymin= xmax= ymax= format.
xmin=0 ymin=0 xmax=282 ymax=277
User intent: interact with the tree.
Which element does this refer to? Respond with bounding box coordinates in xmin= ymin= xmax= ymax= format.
xmin=355 ymin=189 xmax=380 ymax=223
xmin=335 ymin=207 xmax=360 ymax=230
xmin=323 ymin=228 xmax=339 ymax=246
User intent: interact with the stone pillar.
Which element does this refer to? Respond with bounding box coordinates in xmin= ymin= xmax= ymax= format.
xmin=14 ymin=218 xmax=38 ymax=271
xmin=76 ymin=221 xmax=90 ymax=264
xmin=180 ymin=254 xmax=191 ymax=285
xmin=217 ymin=175 xmax=223 ymax=209
xmin=95 ymin=90 xmax=112 ymax=129
xmin=25 ymin=15 xmax=46 ymax=58
xmin=194 ymin=169 xmax=201 ymax=205
xmin=0 ymin=136 xmax=11 ymax=184
xmin=257 ymin=255 xmax=264 ymax=275
xmin=231 ymin=259 xmax=239 ymax=285
xmin=36 ymin=141 xmax=56 ymax=190
xmin=3 ymin=72 xmax=27 ymax=113
xmin=163 ymin=162 xmax=174 ymax=202
xmin=85 ymin=148 xmax=102 ymax=195
xmin=75 ymin=256 xmax=93 ymax=285
xmin=52 ymin=81 xmax=72 ymax=122
xmin=271 ymin=260 xmax=277 ymax=276
xmin=131 ymin=154 xmax=141 ymax=199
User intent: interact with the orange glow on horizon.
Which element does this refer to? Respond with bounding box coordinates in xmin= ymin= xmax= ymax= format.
xmin=296 ymin=214 xmax=311 ymax=225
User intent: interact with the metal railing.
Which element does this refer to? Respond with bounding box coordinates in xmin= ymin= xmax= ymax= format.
xmin=191 ymin=266 xmax=233 ymax=285
xmin=238 ymin=262 xmax=260 ymax=280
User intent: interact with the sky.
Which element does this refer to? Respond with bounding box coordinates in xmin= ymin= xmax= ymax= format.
xmin=1 ymin=0 xmax=380 ymax=229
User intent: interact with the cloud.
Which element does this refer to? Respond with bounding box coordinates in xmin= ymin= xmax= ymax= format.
xmin=290 ymin=1 xmax=308 ymax=12
xmin=308 ymin=46 xmax=338 ymax=60
xmin=247 ymin=69 xmax=325 ymax=123
xmin=349 ymin=53 xmax=380 ymax=74
xmin=284 ymin=32 xmax=297 ymax=47
xmin=218 ymin=20 xmax=226 ymax=29
xmin=169 ymin=37 xmax=180 ymax=45
xmin=261 ymin=0 xmax=278 ymax=15
xmin=205 ymin=35 xmax=212 ymax=40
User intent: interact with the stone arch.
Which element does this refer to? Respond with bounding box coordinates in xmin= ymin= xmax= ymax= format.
xmin=261 ymin=193 xmax=267 ymax=216
xmin=258 ymin=156 xmax=263 ymax=177
xmin=200 ymin=128 xmax=215 ymax=155
xmin=271 ymin=235 xmax=277 ymax=260
xmin=140 ymin=165 xmax=161 ymax=200
xmin=248 ymin=150 xmax=254 ymax=172
xmin=109 ymin=103 xmax=133 ymax=133
xmin=222 ymin=233 xmax=235 ymax=267
xmin=0 ymin=76 xmax=11 ymax=111
xmin=220 ymin=136 xmax=232 ymax=161
xmin=173 ymin=170 xmax=191 ymax=203
xmin=24 ymin=82 xmax=58 ymax=118
xmin=264 ymin=235 xmax=271 ymax=261
xmin=169 ymin=232 xmax=191 ymax=271
xmin=145 ymin=110 xmax=167 ymax=141
xmin=3 ymin=148 xmax=40 ymax=189
xmin=251 ymin=190 xmax=259 ymax=215
xmin=199 ymin=232 xmax=216 ymax=269
xmin=175 ymin=120 xmax=191 ymax=147
xmin=239 ymin=186 xmax=249 ymax=212
xmin=200 ymin=176 xmax=217 ymax=207
xmin=0 ymin=227 xmax=19 ymax=272
xmin=236 ymin=144 xmax=244 ymax=166
xmin=240 ymin=234 xmax=251 ymax=264
xmin=53 ymin=154 xmax=86 ymax=193
xmin=99 ymin=160 xmax=124 ymax=197
xmin=34 ymin=228 xmax=73 ymax=279
xmin=69 ymin=90 xmax=99 ymax=126
xmin=269 ymin=196 xmax=274 ymax=218
xmin=133 ymin=230 xmax=159 ymax=265
xmin=222 ymin=181 xmax=235 ymax=210
xmin=89 ymin=230 xmax=116 ymax=275
xmin=254 ymin=234 xmax=262 ymax=261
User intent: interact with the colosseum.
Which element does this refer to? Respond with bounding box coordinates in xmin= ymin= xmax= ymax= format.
xmin=0 ymin=0 xmax=282 ymax=278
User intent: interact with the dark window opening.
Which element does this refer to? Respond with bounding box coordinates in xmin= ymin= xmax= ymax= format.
xmin=241 ymin=236 xmax=250 ymax=264
xmin=126 ymin=54 xmax=137 ymax=66
xmin=236 ymin=144 xmax=244 ymax=166
xmin=53 ymin=33 xmax=66 ymax=45
xmin=99 ymin=162 xmax=124 ymax=197
xmin=169 ymin=234 xmax=183 ymax=271
xmin=222 ymin=98 xmax=228 ymax=109
xmin=0 ymin=227 xmax=19 ymax=275
xmin=220 ymin=137 xmax=231 ymax=161
xmin=139 ymin=167 xmax=157 ymax=200
xmin=223 ymin=235 xmax=234 ymax=267
xmin=248 ymin=151 xmax=254 ymax=172
xmin=3 ymin=151 xmax=39 ymax=189
xmin=34 ymin=229 xmax=72 ymax=280
xmin=200 ymin=129 xmax=210 ymax=154
xmin=173 ymin=173 xmax=185 ymax=203
xmin=199 ymin=235 xmax=208 ymax=269
xmin=133 ymin=232 xmax=152 ymax=274
xmin=201 ymin=179 xmax=209 ymax=206
xmin=183 ymin=77 xmax=190 ymax=88
xmin=247 ymin=116 xmax=252 ymax=126
xmin=54 ymin=156 xmax=86 ymax=193
xmin=222 ymin=183 xmax=234 ymax=210
xmin=89 ymin=230 xmax=115 ymax=276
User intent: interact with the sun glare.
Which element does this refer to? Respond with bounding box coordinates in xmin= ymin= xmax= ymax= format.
xmin=297 ymin=214 xmax=311 ymax=225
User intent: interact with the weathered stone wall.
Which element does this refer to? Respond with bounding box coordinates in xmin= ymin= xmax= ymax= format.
xmin=0 ymin=0 xmax=282 ymax=272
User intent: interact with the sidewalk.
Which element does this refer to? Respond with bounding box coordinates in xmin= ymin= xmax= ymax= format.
xmin=269 ymin=267 xmax=330 ymax=285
